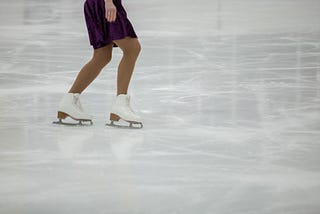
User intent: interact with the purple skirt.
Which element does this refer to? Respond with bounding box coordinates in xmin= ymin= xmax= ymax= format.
xmin=84 ymin=0 xmax=138 ymax=49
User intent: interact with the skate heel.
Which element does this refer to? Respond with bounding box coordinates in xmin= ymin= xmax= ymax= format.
xmin=110 ymin=113 xmax=120 ymax=121
xmin=57 ymin=111 xmax=68 ymax=119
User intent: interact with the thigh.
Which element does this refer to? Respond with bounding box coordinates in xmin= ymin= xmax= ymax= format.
xmin=93 ymin=43 xmax=113 ymax=59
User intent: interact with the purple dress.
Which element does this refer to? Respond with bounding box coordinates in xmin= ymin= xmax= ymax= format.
xmin=84 ymin=0 xmax=138 ymax=49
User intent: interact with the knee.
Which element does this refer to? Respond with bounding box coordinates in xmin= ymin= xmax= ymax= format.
xmin=134 ymin=42 xmax=142 ymax=55
xmin=123 ymin=41 xmax=141 ymax=57
xmin=92 ymin=54 xmax=112 ymax=67
xmin=104 ymin=54 xmax=112 ymax=65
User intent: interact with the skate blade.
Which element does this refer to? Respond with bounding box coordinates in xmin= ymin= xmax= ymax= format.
xmin=53 ymin=118 xmax=93 ymax=126
xmin=106 ymin=120 xmax=143 ymax=129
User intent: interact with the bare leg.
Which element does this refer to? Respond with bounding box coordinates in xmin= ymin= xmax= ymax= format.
xmin=69 ymin=44 xmax=113 ymax=93
xmin=112 ymin=37 xmax=141 ymax=95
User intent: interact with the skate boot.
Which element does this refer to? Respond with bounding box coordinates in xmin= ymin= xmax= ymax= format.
xmin=53 ymin=93 xmax=93 ymax=126
xmin=106 ymin=94 xmax=143 ymax=129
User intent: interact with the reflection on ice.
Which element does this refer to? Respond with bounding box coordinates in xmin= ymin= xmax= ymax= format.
xmin=57 ymin=128 xmax=95 ymax=159
xmin=108 ymin=130 xmax=145 ymax=161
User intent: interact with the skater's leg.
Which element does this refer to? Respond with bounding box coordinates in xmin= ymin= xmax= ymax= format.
xmin=112 ymin=37 xmax=141 ymax=95
xmin=69 ymin=44 xmax=113 ymax=93
xmin=106 ymin=37 xmax=143 ymax=128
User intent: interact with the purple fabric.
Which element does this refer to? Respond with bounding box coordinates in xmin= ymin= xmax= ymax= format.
xmin=84 ymin=0 xmax=138 ymax=49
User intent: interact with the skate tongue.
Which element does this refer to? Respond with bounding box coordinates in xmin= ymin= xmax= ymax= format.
xmin=73 ymin=93 xmax=80 ymax=98
xmin=72 ymin=93 xmax=84 ymax=111
xmin=118 ymin=94 xmax=130 ymax=97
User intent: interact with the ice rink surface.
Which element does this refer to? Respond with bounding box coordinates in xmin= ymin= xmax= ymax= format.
xmin=0 ymin=0 xmax=320 ymax=213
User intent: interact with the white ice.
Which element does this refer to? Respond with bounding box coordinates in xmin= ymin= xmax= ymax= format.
xmin=0 ymin=0 xmax=320 ymax=213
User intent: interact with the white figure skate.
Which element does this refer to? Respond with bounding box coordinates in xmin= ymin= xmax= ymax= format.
xmin=106 ymin=94 xmax=143 ymax=129
xmin=53 ymin=93 xmax=93 ymax=126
